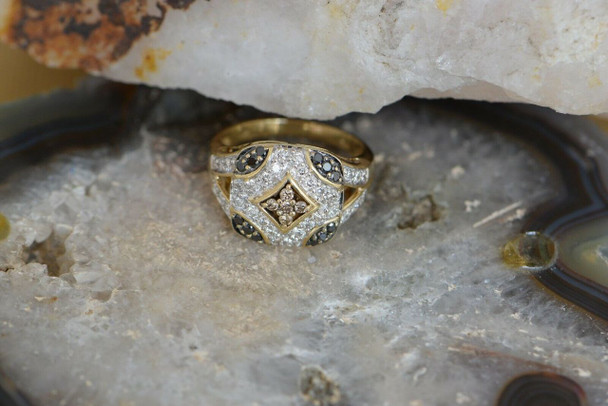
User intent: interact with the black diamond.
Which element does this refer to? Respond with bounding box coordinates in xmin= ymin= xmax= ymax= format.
xmin=251 ymin=233 xmax=263 ymax=242
xmin=312 ymin=152 xmax=324 ymax=164
xmin=318 ymin=231 xmax=328 ymax=241
xmin=233 ymin=215 xmax=244 ymax=225
xmin=236 ymin=146 xmax=268 ymax=174
xmin=311 ymin=151 xmax=343 ymax=183
xmin=327 ymin=223 xmax=336 ymax=233
xmin=246 ymin=156 xmax=258 ymax=167
xmin=236 ymin=160 xmax=247 ymax=172
xmin=242 ymin=223 xmax=254 ymax=234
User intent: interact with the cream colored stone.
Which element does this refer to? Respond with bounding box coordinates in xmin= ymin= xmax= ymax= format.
xmin=1 ymin=0 xmax=607 ymax=118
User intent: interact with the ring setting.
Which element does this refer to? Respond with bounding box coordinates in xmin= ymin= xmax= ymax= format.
xmin=210 ymin=119 xmax=372 ymax=246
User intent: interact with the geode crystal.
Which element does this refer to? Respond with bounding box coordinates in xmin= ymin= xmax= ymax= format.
xmin=1 ymin=82 xmax=608 ymax=405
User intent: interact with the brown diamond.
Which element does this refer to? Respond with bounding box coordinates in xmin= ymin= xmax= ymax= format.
xmin=253 ymin=175 xmax=318 ymax=233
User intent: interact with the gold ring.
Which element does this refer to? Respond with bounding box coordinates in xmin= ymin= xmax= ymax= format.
xmin=209 ymin=118 xmax=373 ymax=246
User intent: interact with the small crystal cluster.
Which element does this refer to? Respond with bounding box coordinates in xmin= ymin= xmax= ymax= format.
xmin=231 ymin=214 xmax=264 ymax=243
xmin=306 ymin=221 xmax=338 ymax=246
xmin=261 ymin=183 xmax=310 ymax=227
xmin=212 ymin=181 xmax=231 ymax=217
xmin=342 ymin=165 xmax=370 ymax=186
xmin=209 ymin=154 xmax=237 ymax=174
xmin=311 ymin=151 xmax=343 ymax=184
xmin=340 ymin=191 xmax=367 ymax=224
xmin=235 ymin=146 xmax=268 ymax=174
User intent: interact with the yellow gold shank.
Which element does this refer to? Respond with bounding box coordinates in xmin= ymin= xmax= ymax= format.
xmin=211 ymin=118 xmax=373 ymax=168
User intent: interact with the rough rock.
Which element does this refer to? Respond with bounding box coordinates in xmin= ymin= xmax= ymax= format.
xmin=1 ymin=88 xmax=608 ymax=405
xmin=1 ymin=0 xmax=607 ymax=118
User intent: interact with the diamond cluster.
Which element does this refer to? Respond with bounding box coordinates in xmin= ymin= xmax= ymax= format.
xmin=342 ymin=165 xmax=369 ymax=187
xmin=230 ymin=146 xmax=343 ymax=246
xmin=310 ymin=150 xmax=343 ymax=183
xmin=212 ymin=153 xmax=369 ymax=186
xmin=231 ymin=214 xmax=264 ymax=243
xmin=210 ymin=144 xmax=369 ymax=246
xmin=306 ymin=221 xmax=338 ymax=246
xmin=235 ymin=146 xmax=269 ymax=174
xmin=210 ymin=154 xmax=237 ymax=174
xmin=341 ymin=190 xmax=367 ymax=224
xmin=261 ymin=182 xmax=311 ymax=227
xmin=212 ymin=181 xmax=231 ymax=217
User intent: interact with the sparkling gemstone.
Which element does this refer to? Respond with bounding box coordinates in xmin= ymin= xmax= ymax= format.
xmin=265 ymin=198 xmax=278 ymax=211
xmin=312 ymin=152 xmax=323 ymax=164
xmin=279 ymin=215 xmax=293 ymax=225
xmin=318 ymin=231 xmax=328 ymax=241
xmin=242 ymin=223 xmax=254 ymax=234
xmin=246 ymin=156 xmax=258 ymax=167
xmin=309 ymin=150 xmax=343 ymax=183
xmin=233 ymin=215 xmax=244 ymax=225
xmin=241 ymin=148 xmax=343 ymax=242
xmin=235 ymin=146 xmax=268 ymax=174
xmin=280 ymin=187 xmax=294 ymax=201
xmin=327 ymin=223 xmax=336 ymax=232
xmin=295 ymin=201 xmax=308 ymax=213
xmin=236 ymin=160 xmax=247 ymax=172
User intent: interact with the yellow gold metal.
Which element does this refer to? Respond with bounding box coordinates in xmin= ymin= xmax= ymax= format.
xmin=342 ymin=187 xmax=365 ymax=211
xmin=215 ymin=176 xmax=231 ymax=200
xmin=211 ymin=118 xmax=373 ymax=169
xmin=250 ymin=173 xmax=319 ymax=234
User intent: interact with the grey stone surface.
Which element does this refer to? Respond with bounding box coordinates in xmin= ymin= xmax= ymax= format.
xmin=1 ymin=97 xmax=607 ymax=405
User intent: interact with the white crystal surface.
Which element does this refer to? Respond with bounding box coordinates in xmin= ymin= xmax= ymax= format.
xmin=1 ymin=96 xmax=608 ymax=405
xmin=95 ymin=1 xmax=608 ymax=118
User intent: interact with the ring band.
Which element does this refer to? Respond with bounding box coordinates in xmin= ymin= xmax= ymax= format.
xmin=209 ymin=118 xmax=373 ymax=246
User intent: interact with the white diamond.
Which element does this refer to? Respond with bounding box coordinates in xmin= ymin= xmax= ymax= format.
xmin=226 ymin=146 xmax=346 ymax=246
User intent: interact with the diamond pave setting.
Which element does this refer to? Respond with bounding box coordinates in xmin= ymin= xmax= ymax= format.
xmin=255 ymin=176 xmax=317 ymax=232
xmin=228 ymin=145 xmax=343 ymax=246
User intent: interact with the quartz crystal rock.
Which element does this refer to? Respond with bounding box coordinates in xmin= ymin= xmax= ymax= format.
xmin=1 ymin=85 xmax=608 ymax=405
xmin=1 ymin=0 xmax=607 ymax=118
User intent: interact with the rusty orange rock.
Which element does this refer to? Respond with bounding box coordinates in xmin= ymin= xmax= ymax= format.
xmin=0 ymin=0 xmax=194 ymax=71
